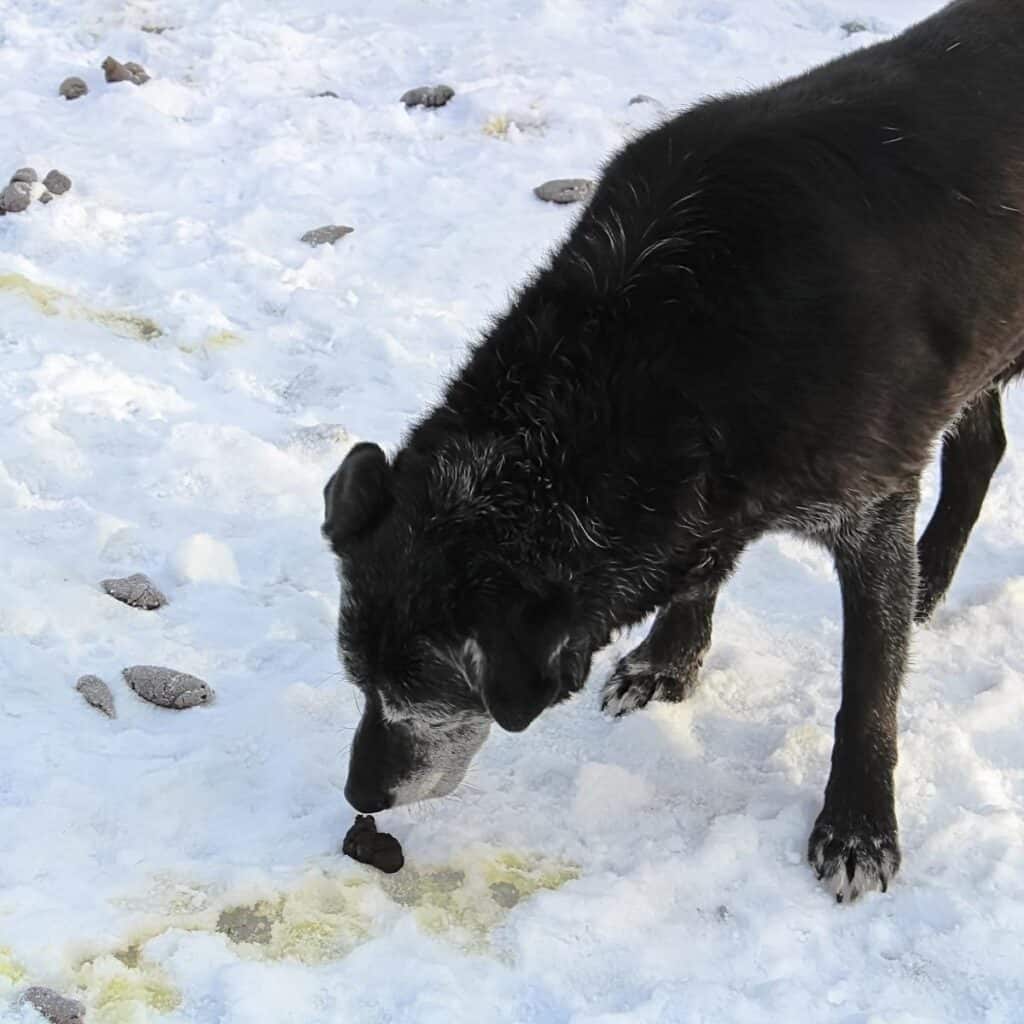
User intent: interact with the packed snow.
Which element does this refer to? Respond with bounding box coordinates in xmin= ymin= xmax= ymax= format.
xmin=2 ymin=0 xmax=1022 ymax=1021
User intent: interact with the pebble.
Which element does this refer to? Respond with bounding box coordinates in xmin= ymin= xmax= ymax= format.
xmin=301 ymin=224 xmax=353 ymax=247
xmin=20 ymin=988 xmax=85 ymax=1024
xmin=101 ymin=572 xmax=167 ymax=610
xmin=0 ymin=181 xmax=32 ymax=214
xmin=123 ymin=666 xmax=214 ymax=709
xmin=42 ymin=170 xmax=71 ymax=195
xmin=76 ymin=675 xmax=117 ymax=719
xmin=40 ymin=192 xmax=54 ymax=205
xmin=12 ymin=167 xmax=38 ymax=184
xmin=59 ymin=76 xmax=89 ymax=100
xmin=401 ymin=84 xmax=454 ymax=109
xmin=533 ymin=178 xmax=595 ymax=204
xmin=628 ymin=93 xmax=662 ymax=107
xmin=342 ymin=815 xmax=404 ymax=873
xmin=102 ymin=56 xmax=150 ymax=85
xmin=316 ymin=90 xmax=340 ymax=99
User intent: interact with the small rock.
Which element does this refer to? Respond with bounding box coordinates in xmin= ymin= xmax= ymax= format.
xmin=841 ymin=19 xmax=869 ymax=36
xmin=59 ymin=76 xmax=89 ymax=100
xmin=101 ymin=572 xmax=167 ymax=610
xmin=124 ymin=61 xmax=151 ymax=83
xmin=401 ymin=84 xmax=454 ymax=109
xmin=0 ymin=181 xmax=31 ymax=213
xmin=102 ymin=56 xmax=149 ymax=85
xmin=40 ymin=191 xmax=54 ymax=204
xmin=12 ymin=167 xmax=38 ymax=184
xmin=628 ymin=94 xmax=661 ymax=106
xmin=533 ymin=178 xmax=595 ymax=205
xmin=20 ymin=987 xmax=85 ymax=1024
xmin=42 ymin=170 xmax=71 ymax=195
xmin=76 ymin=675 xmax=117 ymax=719
xmin=141 ymin=24 xmax=170 ymax=34
xmin=342 ymin=815 xmax=404 ymax=873
xmin=301 ymin=224 xmax=353 ymax=247
xmin=316 ymin=90 xmax=339 ymax=99
xmin=123 ymin=666 xmax=214 ymax=709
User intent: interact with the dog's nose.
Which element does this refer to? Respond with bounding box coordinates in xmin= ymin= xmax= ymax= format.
xmin=344 ymin=779 xmax=394 ymax=814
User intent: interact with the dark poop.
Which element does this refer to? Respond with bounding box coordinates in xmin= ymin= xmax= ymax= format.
xmin=342 ymin=814 xmax=404 ymax=873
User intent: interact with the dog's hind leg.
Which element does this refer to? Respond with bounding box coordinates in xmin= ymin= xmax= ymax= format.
xmin=915 ymin=388 xmax=1006 ymax=623
xmin=600 ymin=591 xmax=717 ymax=717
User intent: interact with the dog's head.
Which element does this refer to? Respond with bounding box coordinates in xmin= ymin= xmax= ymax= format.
xmin=323 ymin=441 xmax=590 ymax=812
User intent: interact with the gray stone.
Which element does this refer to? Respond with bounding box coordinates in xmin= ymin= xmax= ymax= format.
xmin=124 ymin=61 xmax=151 ymax=84
xmin=141 ymin=24 xmax=170 ymax=34
xmin=628 ymin=94 xmax=660 ymax=106
xmin=42 ymin=170 xmax=71 ymax=195
xmin=103 ymin=56 xmax=149 ymax=85
xmin=123 ymin=666 xmax=214 ymax=709
xmin=101 ymin=572 xmax=167 ymax=610
xmin=76 ymin=675 xmax=117 ymax=719
xmin=0 ymin=181 xmax=31 ymax=213
xmin=59 ymin=76 xmax=89 ymax=100
xmin=533 ymin=178 xmax=595 ymax=205
xmin=401 ymin=84 xmax=454 ymax=109
xmin=40 ymin=191 xmax=54 ymax=204
xmin=20 ymin=987 xmax=85 ymax=1024
xmin=301 ymin=224 xmax=353 ymax=247
xmin=841 ymin=19 xmax=869 ymax=36
xmin=316 ymin=90 xmax=339 ymax=99
xmin=12 ymin=167 xmax=38 ymax=184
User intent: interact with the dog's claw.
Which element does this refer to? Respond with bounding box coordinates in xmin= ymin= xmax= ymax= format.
xmin=808 ymin=815 xmax=900 ymax=902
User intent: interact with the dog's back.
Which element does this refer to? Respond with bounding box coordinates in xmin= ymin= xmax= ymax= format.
xmin=508 ymin=0 xmax=1024 ymax=510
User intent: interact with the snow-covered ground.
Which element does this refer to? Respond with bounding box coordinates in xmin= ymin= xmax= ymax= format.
xmin=2 ymin=0 xmax=1023 ymax=1020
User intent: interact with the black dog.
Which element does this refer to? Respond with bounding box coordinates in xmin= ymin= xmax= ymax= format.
xmin=323 ymin=0 xmax=1024 ymax=901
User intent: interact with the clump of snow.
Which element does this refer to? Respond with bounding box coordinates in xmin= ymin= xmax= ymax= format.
xmin=172 ymin=534 xmax=242 ymax=586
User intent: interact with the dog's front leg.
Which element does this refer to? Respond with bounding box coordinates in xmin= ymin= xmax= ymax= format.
xmin=809 ymin=490 xmax=918 ymax=902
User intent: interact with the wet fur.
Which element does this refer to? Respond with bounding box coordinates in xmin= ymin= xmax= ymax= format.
xmin=327 ymin=0 xmax=1024 ymax=899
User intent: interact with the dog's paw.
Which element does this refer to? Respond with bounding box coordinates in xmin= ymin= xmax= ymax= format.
xmin=808 ymin=813 xmax=900 ymax=903
xmin=600 ymin=658 xmax=694 ymax=718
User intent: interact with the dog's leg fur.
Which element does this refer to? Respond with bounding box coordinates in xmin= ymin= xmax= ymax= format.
xmin=601 ymin=591 xmax=717 ymax=717
xmin=915 ymin=389 xmax=1006 ymax=623
xmin=808 ymin=490 xmax=917 ymax=902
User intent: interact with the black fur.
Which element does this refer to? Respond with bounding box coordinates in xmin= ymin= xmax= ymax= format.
xmin=325 ymin=0 xmax=1024 ymax=900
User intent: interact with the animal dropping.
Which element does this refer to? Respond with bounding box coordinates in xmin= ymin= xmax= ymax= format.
xmin=101 ymin=572 xmax=167 ymax=610
xmin=59 ymin=76 xmax=88 ymax=100
xmin=102 ymin=56 xmax=150 ymax=85
xmin=42 ymin=170 xmax=71 ymax=196
xmin=123 ymin=666 xmax=213 ymax=709
xmin=0 ymin=181 xmax=31 ymax=214
xmin=301 ymin=224 xmax=353 ymax=247
xmin=401 ymin=84 xmax=454 ymax=108
xmin=342 ymin=815 xmax=404 ymax=873
xmin=76 ymin=675 xmax=116 ymax=718
xmin=20 ymin=987 xmax=85 ymax=1024
xmin=533 ymin=178 xmax=595 ymax=204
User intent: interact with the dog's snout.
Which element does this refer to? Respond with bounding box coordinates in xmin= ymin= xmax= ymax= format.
xmin=344 ymin=778 xmax=394 ymax=814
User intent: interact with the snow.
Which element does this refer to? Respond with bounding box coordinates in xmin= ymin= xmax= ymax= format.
xmin=1 ymin=0 xmax=1022 ymax=1021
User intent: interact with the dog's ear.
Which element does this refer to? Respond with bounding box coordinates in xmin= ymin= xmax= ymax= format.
xmin=477 ymin=590 xmax=575 ymax=733
xmin=322 ymin=442 xmax=392 ymax=550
